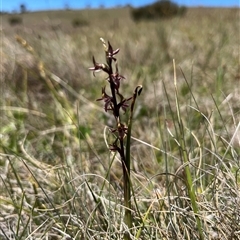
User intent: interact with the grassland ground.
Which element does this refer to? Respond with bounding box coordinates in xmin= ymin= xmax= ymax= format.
xmin=0 ymin=7 xmax=240 ymax=239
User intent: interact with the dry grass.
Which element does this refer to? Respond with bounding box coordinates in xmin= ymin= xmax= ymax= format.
xmin=0 ymin=7 xmax=240 ymax=239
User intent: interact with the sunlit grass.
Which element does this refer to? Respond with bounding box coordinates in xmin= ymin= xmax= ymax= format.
xmin=0 ymin=7 xmax=239 ymax=239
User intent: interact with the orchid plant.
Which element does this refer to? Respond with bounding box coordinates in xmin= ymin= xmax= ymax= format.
xmin=89 ymin=38 xmax=142 ymax=238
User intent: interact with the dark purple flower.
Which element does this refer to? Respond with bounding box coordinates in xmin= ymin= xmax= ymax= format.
xmin=117 ymin=122 xmax=128 ymax=140
xmin=117 ymin=97 xmax=132 ymax=113
xmin=110 ymin=63 xmax=125 ymax=90
xmin=106 ymin=41 xmax=120 ymax=62
xmin=110 ymin=122 xmax=128 ymax=141
xmin=89 ymin=56 xmax=109 ymax=76
xmin=109 ymin=141 xmax=121 ymax=152
xmin=96 ymin=86 xmax=113 ymax=112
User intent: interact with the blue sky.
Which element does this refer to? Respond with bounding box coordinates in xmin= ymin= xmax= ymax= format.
xmin=1 ymin=0 xmax=239 ymax=12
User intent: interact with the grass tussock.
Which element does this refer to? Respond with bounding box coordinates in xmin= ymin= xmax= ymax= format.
xmin=0 ymin=7 xmax=239 ymax=239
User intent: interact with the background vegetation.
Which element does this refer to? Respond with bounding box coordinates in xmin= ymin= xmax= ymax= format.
xmin=0 ymin=4 xmax=239 ymax=239
xmin=130 ymin=0 xmax=187 ymax=21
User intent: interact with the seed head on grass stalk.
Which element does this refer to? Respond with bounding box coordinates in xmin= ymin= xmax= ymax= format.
xmin=89 ymin=38 xmax=142 ymax=238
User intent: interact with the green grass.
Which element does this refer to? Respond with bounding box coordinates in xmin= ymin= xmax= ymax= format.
xmin=0 ymin=6 xmax=240 ymax=239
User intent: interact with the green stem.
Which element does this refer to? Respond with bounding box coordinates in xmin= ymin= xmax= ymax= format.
xmin=173 ymin=60 xmax=204 ymax=239
xmin=124 ymin=86 xmax=142 ymax=239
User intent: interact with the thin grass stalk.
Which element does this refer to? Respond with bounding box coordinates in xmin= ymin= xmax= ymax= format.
xmin=19 ymin=209 xmax=31 ymax=240
xmin=16 ymin=191 xmax=25 ymax=238
xmin=85 ymin=180 xmax=108 ymax=228
xmin=135 ymin=201 xmax=153 ymax=239
xmin=173 ymin=59 xmax=204 ymax=240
